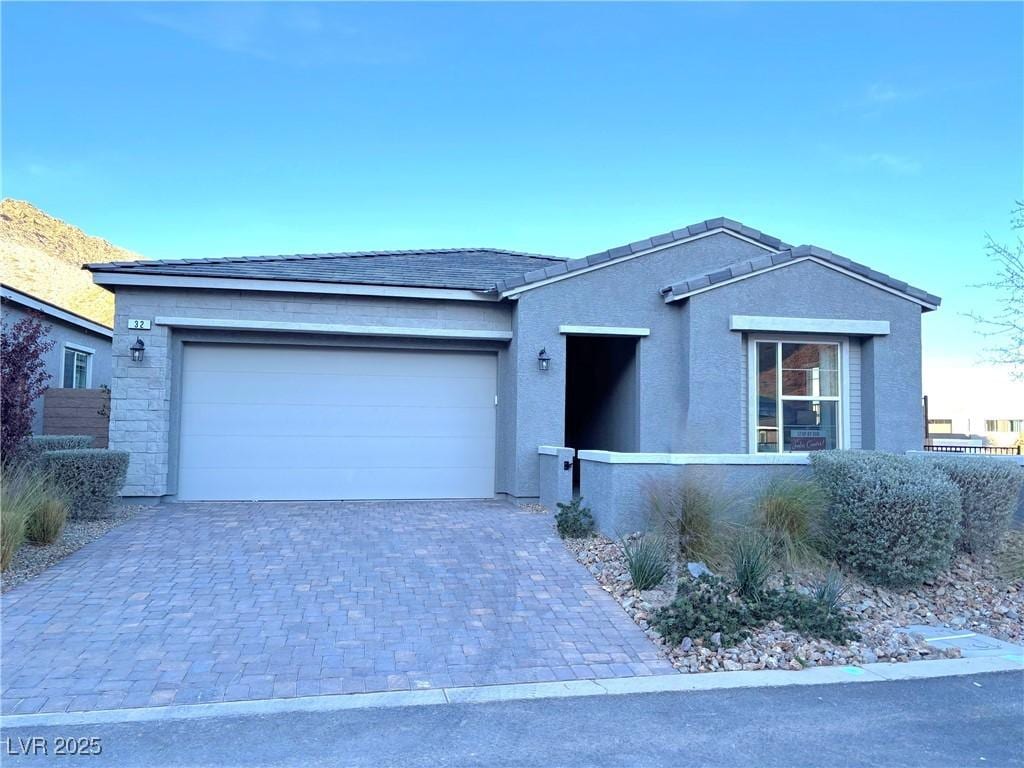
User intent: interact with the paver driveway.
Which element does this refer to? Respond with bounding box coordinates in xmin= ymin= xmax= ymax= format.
xmin=1 ymin=501 xmax=674 ymax=715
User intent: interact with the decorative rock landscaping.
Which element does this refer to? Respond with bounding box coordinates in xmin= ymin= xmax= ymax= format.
xmin=565 ymin=531 xmax=1023 ymax=674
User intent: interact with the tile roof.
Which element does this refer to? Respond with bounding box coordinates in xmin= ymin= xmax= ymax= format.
xmin=86 ymin=248 xmax=566 ymax=292
xmin=660 ymin=245 xmax=941 ymax=308
xmin=85 ymin=217 xmax=939 ymax=308
xmin=493 ymin=217 xmax=792 ymax=292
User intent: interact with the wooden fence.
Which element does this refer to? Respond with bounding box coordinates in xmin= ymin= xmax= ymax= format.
xmin=42 ymin=388 xmax=111 ymax=448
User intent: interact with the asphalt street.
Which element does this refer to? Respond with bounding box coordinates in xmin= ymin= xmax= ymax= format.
xmin=2 ymin=671 xmax=1021 ymax=768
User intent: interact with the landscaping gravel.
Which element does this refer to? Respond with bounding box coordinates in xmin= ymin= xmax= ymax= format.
xmin=565 ymin=530 xmax=1024 ymax=674
xmin=1 ymin=505 xmax=142 ymax=593
xmin=518 ymin=503 xmax=549 ymax=514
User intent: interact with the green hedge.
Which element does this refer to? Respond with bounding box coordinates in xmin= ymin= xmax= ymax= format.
xmin=38 ymin=449 xmax=128 ymax=519
xmin=810 ymin=451 xmax=961 ymax=588
xmin=17 ymin=435 xmax=93 ymax=467
xmin=924 ymin=456 xmax=1024 ymax=554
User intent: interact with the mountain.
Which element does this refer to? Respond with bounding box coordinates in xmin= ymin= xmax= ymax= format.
xmin=0 ymin=199 xmax=145 ymax=327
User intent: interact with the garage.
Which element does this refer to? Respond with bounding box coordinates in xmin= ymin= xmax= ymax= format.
xmin=176 ymin=343 xmax=497 ymax=501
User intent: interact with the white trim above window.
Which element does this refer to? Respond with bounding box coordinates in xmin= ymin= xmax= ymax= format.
xmin=558 ymin=325 xmax=650 ymax=337
xmin=730 ymin=315 xmax=889 ymax=336
xmin=747 ymin=335 xmax=850 ymax=454
xmin=61 ymin=343 xmax=95 ymax=389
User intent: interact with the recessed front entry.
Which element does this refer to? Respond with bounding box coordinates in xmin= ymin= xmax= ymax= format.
xmin=564 ymin=335 xmax=639 ymax=487
xmin=176 ymin=343 xmax=497 ymax=501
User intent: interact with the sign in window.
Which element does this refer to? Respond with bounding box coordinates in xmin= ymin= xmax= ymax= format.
xmin=755 ymin=340 xmax=841 ymax=453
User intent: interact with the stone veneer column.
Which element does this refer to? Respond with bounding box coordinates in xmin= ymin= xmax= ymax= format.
xmin=109 ymin=319 xmax=171 ymax=497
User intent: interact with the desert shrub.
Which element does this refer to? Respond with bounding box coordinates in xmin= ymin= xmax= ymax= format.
xmin=0 ymin=463 xmax=48 ymax=569
xmin=25 ymin=485 xmax=69 ymax=545
xmin=997 ymin=546 xmax=1024 ymax=580
xmin=1 ymin=501 xmax=27 ymax=571
xmin=730 ymin=533 xmax=773 ymax=600
xmin=621 ymin=534 xmax=668 ymax=590
xmin=924 ymin=457 xmax=1024 ymax=554
xmin=810 ymin=451 xmax=961 ymax=588
xmin=1 ymin=314 xmax=54 ymax=461
xmin=39 ymin=449 xmax=129 ymax=519
xmin=748 ymin=587 xmax=860 ymax=644
xmin=813 ymin=568 xmax=849 ymax=616
xmin=654 ymin=575 xmax=753 ymax=647
xmin=653 ymin=573 xmax=858 ymax=648
xmin=555 ymin=497 xmax=594 ymax=539
xmin=648 ymin=480 xmax=734 ymax=565
xmin=753 ymin=477 xmax=826 ymax=566
xmin=17 ymin=435 xmax=94 ymax=467
xmin=996 ymin=530 xmax=1024 ymax=580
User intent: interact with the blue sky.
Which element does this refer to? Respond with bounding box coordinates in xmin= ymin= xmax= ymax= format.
xmin=3 ymin=2 xmax=1022 ymax=370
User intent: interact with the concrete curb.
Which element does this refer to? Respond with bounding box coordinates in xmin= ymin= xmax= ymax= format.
xmin=2 ymin=655 xmax=1021 ymax=729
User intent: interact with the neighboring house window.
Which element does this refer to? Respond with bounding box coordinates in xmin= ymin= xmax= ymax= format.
xmin=751 ymin=339 xmax=843 ymax=453
xmin=986 ymin=419 xmax=1023 ymax=432
xmin=62 ymin=345 xmax=93 ymax=389
xmin=928 ymin=419 xmax=954 ymax=434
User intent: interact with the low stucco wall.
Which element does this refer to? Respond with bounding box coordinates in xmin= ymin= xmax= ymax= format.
xmin=578 ymin=452 xmax=811 ymax=537
xmin=581 ymin=450 xmax=1024 ymax=538
xmin=538 ymin=446 xmax=575 ymax=510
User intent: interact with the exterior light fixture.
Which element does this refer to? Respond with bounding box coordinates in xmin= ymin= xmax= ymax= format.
xmin=538 ymin=348 xmax=551 ymax=371
xmin=130 ymin=337 xmax=146 ymax=363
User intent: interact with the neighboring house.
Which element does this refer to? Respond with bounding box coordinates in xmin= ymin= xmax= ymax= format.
xmin=85 ymin=217 xmax=939 ymax=504
xmin=926 ymin=419 xmax=1023 ymax=450
xmin=1 ymin=284 xmax=114 ymax=439
xmin=924 ymin=364 xmax=1024 ymax=450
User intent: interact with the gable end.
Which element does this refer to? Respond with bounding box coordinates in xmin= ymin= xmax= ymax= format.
xmin=498 ymin=225 xmax=784 ymax=297
xmin=661 ymin=249 xmax=940 ymax=310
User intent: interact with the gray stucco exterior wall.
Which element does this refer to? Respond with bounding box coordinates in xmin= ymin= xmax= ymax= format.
xmin=0 ymin=300 xmax=112 ymax=434
xmin=508 ymin=236 xmax=926 ymax=496
xmin=679 ymin=259 xmax=923 ymax=454
xmin=509 ymin=233 xmax=771 ymax=497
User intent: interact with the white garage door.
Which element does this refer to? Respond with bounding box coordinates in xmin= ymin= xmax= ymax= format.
xmin=177 ymin=344 xmax=497 ymax=501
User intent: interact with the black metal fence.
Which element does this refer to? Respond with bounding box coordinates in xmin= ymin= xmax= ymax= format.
xmin=922 ymin=444 xmax=1023 ymax=456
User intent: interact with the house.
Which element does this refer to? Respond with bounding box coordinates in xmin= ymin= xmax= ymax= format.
xmin=1 ymin=284 xmax=114 ymax=445
xmin=85 ymin=217 xmax=939 ymax=515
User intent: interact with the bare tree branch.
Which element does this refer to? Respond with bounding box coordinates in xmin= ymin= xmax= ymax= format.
xmin=966 ymin=202 xmax=1024 ymax=379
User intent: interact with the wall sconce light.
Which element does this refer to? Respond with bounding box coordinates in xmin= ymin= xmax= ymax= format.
xmin=130 ymin=337 xmax=146 ymax=363
xmin=537 ymin=348 xmax=551 ymax=371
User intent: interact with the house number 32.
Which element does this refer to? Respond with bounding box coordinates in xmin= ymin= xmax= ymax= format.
xmin=128 ymin=319 xmax=151 ymax=330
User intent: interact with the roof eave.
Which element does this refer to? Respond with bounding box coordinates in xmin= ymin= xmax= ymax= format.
xmin=661 ymin=250 xmax=941 ymax=311
xmin=88 ymin=271 xmax=506 ymax=302
xmin=0 ymin=284 xmax=114 ymax=337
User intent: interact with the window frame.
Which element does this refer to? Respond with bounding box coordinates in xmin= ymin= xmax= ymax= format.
xmin=747 ymin=334 xmax=851 ymax=454
xmin=986 ymin=419 xmax=1024 ymax=433
xmin=60 ymin=343 xmax=95 ymax=389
